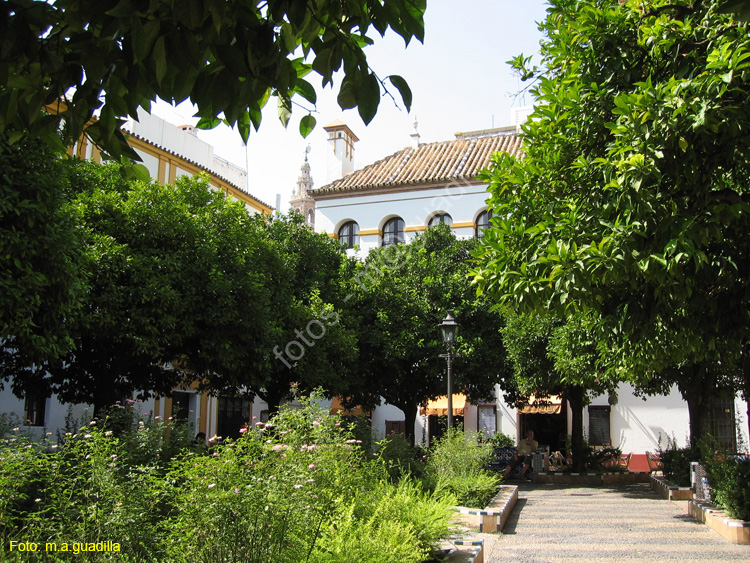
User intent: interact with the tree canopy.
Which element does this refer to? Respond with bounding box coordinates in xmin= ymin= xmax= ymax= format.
xmin=0 ymin=136 xmax=85 ymax=362
xmin=344 ymin=225 xmax=512 ymax=444
xmin=471 ymin=0 xmax=750 ymax=443
xmin=0 ymin=0 xmax=423 ymax=158
xmin=3 ymin=163 xmax=276 ymax=412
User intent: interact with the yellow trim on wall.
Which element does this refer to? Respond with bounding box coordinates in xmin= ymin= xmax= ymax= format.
xmin=199 ymin=393 xmax=209 ymax=435
xmin=358 ymin=229 xmax=382 ymax=236
xmin=451 ymin=222 xmax=476 ymax=229
xmin=163 ymin=397 xmax=173 ymax=419
xmin=328 ymin=233 xmax=340 ymax=239
xmin=405 ymin=225 xmax=426 ymax=233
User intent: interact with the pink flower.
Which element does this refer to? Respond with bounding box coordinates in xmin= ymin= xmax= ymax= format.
xmin=239 ymin=427 xmax=248 ymax=434
xmin=308 ymin=463 xmax=316 ymax=470
xmin=208 ymin=483 xmax=216 ymax=489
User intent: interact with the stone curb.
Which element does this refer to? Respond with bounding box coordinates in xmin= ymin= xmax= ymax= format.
xmin=688 ymin=499 xmax=750 ymax=545
xmin=650 ymin=474 xmax=693 ymax=501
xmin=453 ymin=485 xmax=518 ymax=533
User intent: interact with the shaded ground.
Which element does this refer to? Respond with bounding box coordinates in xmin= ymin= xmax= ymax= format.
xmin=478 ymin=483 xmax=750 ymax=562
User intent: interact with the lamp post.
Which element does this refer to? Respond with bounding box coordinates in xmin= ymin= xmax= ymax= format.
xmin=439 ymin=311 xmax=459 ymax=431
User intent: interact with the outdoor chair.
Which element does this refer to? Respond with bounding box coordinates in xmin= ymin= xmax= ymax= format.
xmin=619 ymin=452 xmax=632 ymax=470
xmin=646 ymin=451 xmax=663 ymax=472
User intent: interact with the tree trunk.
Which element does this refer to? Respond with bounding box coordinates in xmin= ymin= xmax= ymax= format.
xmin=678 ymin=363 xmax=713 ymax=449
xmin=567 ymin=386 xmax=586 ymax=472
xmin=399 ymin=402 xmax=418 ymax=447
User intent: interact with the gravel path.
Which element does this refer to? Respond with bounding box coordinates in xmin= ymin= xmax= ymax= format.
xmin=478 ymin=483 xmax=750 ymax=562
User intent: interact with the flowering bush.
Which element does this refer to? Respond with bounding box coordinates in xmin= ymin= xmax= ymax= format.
xmin=0 ymin=394 xmax=453 ymax=562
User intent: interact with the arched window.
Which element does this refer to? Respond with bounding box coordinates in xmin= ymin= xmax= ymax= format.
xmin=428 ymin=213 xmax=453 ymax=228
xmin=475 ymin=209 xmax=493 ymax=238
xmin=382 ymin=217 xmax=405 ymax=246
xmin=338 ymin=221 xmax=359 ymax=249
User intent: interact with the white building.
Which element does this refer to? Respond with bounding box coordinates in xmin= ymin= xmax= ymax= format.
xmin=307 ymin=118 xmax=749 ymax=460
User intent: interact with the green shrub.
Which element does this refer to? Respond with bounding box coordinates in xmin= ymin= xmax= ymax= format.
xmin=660 ymin=439 xmax=700 ymax=487
xmin=313 ymin=479 xmax=453 ymax=563
xmin=432 ymin=472 xmax=500 ymax=509
xmin=375 ymin=434 xmax=425 ymax=481
xmin=700 ymin=439 xmax=750 ymax=521
xmin=486 ymin=432 xmax=514 ymax=447
xmin=424 ymin=428 xmax=500 ymax=508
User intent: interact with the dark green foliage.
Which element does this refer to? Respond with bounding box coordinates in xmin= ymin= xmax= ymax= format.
xmin=700 ymin=439 xmax=750 ymax=521
xmin=584 ymin=446 xmax=623 ymax=473
xmin=0 ymin=137 xmax=85 ymax=363
xmin=660 ymin=440 xmax=700 ymax=487
xmin=487 ymin=432 xmax=515 ymax=447
xmin=0 ymin=0 xmax=424 ymax=158
xmin=375 ymin=433 xmax=425 ymax=481
xmin=344 ymin=224 xmax=512 ymax=444
xmin=471 ymin=0 xmax=750 ymax=445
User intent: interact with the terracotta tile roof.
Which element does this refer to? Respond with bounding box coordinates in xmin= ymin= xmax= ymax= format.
xmin=311 ymin=132 xmax=523 ymax=195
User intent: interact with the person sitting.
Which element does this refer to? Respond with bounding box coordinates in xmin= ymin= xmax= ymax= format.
xmin=503 ymin=429 xmax=538 ymax=480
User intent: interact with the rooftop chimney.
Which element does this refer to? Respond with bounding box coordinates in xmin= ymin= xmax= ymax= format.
xmin=410 ymin=117 xmax=421 ymax=148
xmin=323 ymin=120 xmax=359 ymax=182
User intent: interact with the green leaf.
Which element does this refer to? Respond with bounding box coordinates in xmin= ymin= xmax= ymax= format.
xmin=387 ymin=75 xmax=412 ymax=111
xmin=294 ymin=79 xmax=317 ymax=105
xmin=299 ymin=114 xmax=316 ymax=138
xmin=357 ymin=72 xmax=380 ymax=125
xmin=277 ymin=96 xmax=292 ymax=128
xmin=337 ymin=75 xmax=358 ymax=110
xmin=153 ymin=37 xmax=168 ymax=86
xmin=237 ymin=111 xmax=251 ymax=144
xmin=196 ymin=116 xmax=222 ymax=130
xmin=105 ymin=0 xmax=136 ymax=18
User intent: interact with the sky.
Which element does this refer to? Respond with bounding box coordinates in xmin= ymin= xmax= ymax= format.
xmin=153 ymin=1 xmax=550 ymax=210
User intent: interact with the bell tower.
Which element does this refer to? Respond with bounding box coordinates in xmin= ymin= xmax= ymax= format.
xmin=290 ymin=145 xmax=315 ymax=227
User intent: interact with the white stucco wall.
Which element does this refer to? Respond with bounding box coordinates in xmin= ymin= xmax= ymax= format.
xmin=0 ymin=391 xmax=92 ymax=440
xmin=314 ymin=182 xmax=491 ymax=250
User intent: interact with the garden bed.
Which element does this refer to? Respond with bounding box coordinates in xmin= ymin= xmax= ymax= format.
xmin=688 ymin=499 xmax=750 ymax=545
xmin=427 ymin=539 xmax=484 ymax=563
xmin=533 ymin=471 xmax=651 ymax=485
xmin=650 ymin=474 xmax=693 ymax=501
xmin=453 ymin=485 xmax=519 ymax=533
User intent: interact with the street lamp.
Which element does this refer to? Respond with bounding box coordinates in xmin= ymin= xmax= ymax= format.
xmin=439 ymin=311 xmax=459 ymax=431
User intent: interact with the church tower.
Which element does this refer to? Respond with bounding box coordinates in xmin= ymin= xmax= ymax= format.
xmin=290 ymin=145 xmax=316 ymax=227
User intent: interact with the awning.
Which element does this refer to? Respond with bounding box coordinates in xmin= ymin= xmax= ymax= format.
xmin=329 ymin=396 xmax=368 ymax=416
xmin=519 ymin=394 xmax=563 ymax=415
xmin=420 ymin=394 xmax=467 ymax=416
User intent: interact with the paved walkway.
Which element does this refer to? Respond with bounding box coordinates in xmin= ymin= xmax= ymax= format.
xmin=478 ymin=483 xmax=750 ymax=562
